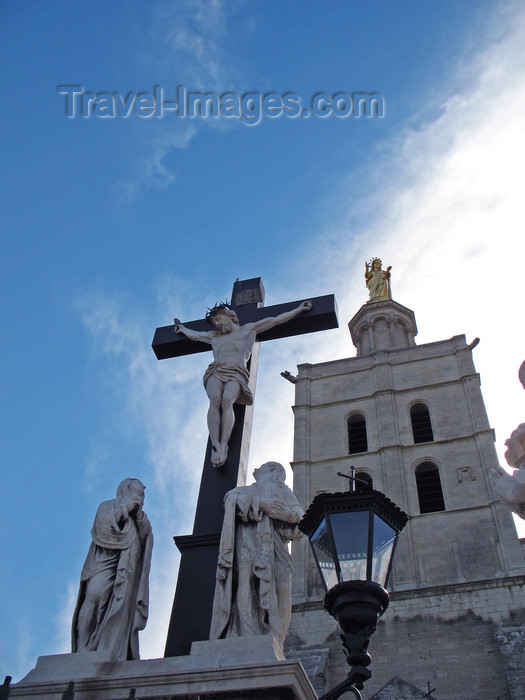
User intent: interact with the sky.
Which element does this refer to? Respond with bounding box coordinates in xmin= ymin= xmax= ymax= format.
xmin=2 ymin=0 xmax=525 ymax=682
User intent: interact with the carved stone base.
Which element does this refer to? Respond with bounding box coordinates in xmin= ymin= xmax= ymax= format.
xmin=11 ymin=636 xmax=316 ymax=700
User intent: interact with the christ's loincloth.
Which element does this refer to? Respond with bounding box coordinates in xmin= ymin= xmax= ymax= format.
xmin=203 ymin=362 xmax=254 ymax=406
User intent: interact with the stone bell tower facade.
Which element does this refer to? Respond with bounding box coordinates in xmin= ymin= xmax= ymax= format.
xmin=285 ymin=263 xmax=525 ymax=700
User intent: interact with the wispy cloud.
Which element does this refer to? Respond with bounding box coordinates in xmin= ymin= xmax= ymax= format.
xmin=76 ymin=289 xmax=206 ymax=502
xmin=1 ymin=611 xmax=35 ymax=682
xmin=114 ymin=124 xmax=198 ymax=204
xmin=51 ymin=582 xmax=77 ymax=656
xmin=116 ymin=0 xmax=244 ymax=201
xmin=151 ymin=0 xmax=243 ymax=92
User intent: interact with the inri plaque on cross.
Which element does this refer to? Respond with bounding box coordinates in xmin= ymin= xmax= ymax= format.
xmin=152 ymin=277 xmax=338 ymax=656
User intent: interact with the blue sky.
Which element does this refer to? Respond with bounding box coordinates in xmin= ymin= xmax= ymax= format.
xmin=2 ymin=0 xmax=525 ymax=681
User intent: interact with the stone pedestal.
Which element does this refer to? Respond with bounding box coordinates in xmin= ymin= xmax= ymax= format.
xmin=10 ymin=636 xmax=317 ymax=700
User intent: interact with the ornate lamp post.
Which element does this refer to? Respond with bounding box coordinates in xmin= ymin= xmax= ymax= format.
xmin=298 ymin=474 xmax=409 ymax=699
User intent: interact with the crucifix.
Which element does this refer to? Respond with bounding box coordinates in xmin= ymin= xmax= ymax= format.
xmin=152 ymin=277 xmax=338 ymax=656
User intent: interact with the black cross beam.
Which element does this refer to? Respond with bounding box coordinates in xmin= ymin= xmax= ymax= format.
xmin=152 ymin=281 xmax=339 ymax=360
xmin=152 ymin=277 xmax=338 ymax=657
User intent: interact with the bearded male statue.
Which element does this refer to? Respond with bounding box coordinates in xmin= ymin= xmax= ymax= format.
xmin=210 ymin=462 xmax=304 ymax=648
xmin=72 ymin=478 xmax=153 ymax=660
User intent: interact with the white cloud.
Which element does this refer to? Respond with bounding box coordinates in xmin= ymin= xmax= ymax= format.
xmin=139 ymin=547 xmax=181 ymax=659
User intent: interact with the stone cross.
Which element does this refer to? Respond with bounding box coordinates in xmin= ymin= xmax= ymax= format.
xmin=152 ymin=277 xmax=338 ymax=656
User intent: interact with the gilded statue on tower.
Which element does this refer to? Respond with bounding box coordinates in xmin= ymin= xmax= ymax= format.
xmin=365 ymin=258 xmax=392 ymax=302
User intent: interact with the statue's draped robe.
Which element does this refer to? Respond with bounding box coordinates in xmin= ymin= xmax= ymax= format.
xmin=72 ymin=500 xmax=153 ymax=660
xmin=366 ymin=268 xmax=391 ymax=301
xmin=491 ymin=423 xmax=525 ymax=520
xmin=210 ymin=481 xmax=303 ymax=646
xmin=203 ymin=361 xmax=254 ymax=405
xmin=492 ymin=467 xmax=525 ymax=519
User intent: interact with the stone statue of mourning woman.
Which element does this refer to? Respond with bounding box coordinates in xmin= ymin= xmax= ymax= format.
xmin=210 ymin=462 xmax=304 ymax=649
xmin=72 ymin=478 xmax=153 ymax=661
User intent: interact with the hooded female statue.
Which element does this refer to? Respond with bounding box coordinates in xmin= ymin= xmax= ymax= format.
xmin=72 ymin=478 xmax=153 ymax=660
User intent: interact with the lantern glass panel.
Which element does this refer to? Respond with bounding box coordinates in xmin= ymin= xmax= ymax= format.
xmin=311 ymin=518 xmax=338 ymax=590
xmin=371 ymin=514 xmax=396 ymax=586
xmin=329 ymin=510 xmax=369 ymax=582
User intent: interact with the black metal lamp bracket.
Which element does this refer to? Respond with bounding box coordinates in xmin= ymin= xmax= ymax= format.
xmin=317 ymin=665 xmax=372 ymax=699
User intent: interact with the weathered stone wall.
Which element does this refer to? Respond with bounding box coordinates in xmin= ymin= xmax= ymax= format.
xmin=286 ymin=578 xmax=525 ymax=699
xmin=496 ymin=626 xmax=525 ymax=700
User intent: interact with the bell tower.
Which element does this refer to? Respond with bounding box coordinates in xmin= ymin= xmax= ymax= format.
xmin=286 ymin=261 xmax=525 ymax=699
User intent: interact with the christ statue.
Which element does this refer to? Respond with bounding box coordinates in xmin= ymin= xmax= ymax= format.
xmin=174 ymin=299 xmax=312 ymax=466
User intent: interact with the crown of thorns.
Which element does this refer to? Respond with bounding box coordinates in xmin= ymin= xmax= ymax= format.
xmin=205 ymin=301 xmax=238 ymax=325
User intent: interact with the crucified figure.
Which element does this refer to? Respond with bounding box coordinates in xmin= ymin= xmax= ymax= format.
xmin=174 ymin=299 xmax=312 ymax=467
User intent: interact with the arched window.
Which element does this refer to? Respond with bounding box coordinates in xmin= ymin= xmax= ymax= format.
xmin=410 ymin=403 xmax=434 ymax=443
xmin=415 ymin=462 xmax=445 ymax=514
xmin=355 ymin=471 xmax=373 ymax=491
xmin=348 ymin=413 xmax=368 ymax=454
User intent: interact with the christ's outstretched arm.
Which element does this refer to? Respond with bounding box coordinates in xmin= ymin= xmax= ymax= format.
xmin=174 ymin=319 xmax=213 ymax=344
xmin=249 ymin=300 xmax=312 ymax=335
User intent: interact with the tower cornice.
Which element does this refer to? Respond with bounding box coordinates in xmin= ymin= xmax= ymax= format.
xmin=348 ymin=299 xmax=418 ymax=355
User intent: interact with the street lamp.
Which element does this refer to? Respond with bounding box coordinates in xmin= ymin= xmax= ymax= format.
xmin=298 ymin=475 xmax=409 ymax=699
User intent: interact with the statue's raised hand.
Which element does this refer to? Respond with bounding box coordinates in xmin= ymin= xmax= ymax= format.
xmin=126 ymin=494 xmax=144 ymax=516
xmin=259 ymin=498 xmax=291 ymax=520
